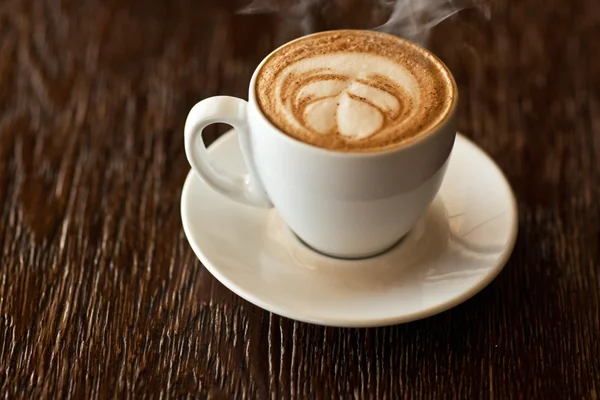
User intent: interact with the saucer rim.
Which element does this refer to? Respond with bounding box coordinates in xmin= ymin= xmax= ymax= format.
xmin=181 ymin=131 xmax=519 ymax=327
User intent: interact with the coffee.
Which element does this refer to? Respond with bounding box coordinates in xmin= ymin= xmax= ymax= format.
xmin=255 ymin=30 xmax=456 ymax=152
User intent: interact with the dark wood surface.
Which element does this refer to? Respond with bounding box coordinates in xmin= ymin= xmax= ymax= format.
xmin=1 ymin=0 xmax=599 ymax=397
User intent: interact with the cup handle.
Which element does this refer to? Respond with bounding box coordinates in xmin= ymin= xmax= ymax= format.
xmin=184 ymin=96 xmax=272 ymax=208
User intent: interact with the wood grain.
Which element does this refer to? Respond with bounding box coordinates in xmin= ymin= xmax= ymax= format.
xmin=1 ymin=0 xmax=599 ymax=398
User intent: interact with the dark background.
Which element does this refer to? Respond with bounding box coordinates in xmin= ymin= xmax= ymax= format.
xmin=1 ymin=0 xmax=599 ymax=397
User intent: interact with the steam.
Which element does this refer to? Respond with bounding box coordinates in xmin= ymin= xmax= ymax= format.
xmin=238 ymin=0 xmax=325 ymax=37
xmin=374 ymin=0 xmax=490 ymax=44
xmin=239 ymin=0 xmax=490 ymax=46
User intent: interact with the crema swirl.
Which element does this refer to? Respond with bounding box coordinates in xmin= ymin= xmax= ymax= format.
xmin=255 ymin=30 xmax=456 ymax=152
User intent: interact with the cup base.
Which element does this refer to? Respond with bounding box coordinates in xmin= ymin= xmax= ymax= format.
xmin=181 ymin=129 xmax=519 ymax=326
xmin=292 ymin=231 xmax=408 ymax=260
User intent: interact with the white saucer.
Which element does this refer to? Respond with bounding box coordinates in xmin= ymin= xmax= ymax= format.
xmin=181 ymin=131 xmax=518 ymax=327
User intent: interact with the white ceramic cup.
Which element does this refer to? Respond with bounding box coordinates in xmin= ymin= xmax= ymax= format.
xmin=185 ymin=33 xmax=457 ymax=259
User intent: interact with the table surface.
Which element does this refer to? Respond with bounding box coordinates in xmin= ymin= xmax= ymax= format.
xmin=1 ymin=0 xmax=599 ymax=398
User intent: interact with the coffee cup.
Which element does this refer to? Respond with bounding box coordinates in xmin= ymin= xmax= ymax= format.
xmin=184 ymin=30 xmax=457 ymax=258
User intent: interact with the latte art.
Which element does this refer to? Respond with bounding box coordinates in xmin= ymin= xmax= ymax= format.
xmin=256 ymin=30 xmax=456 ymax=152
xmin=280 ymin=54 xmax=418 ymax=139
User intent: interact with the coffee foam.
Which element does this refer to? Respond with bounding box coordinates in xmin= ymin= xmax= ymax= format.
xmin=255 ymin=30 xmax=455 ymax=152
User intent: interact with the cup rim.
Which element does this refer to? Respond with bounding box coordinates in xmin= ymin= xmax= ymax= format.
xmin=248 ymin=29 xmax=458 ymax=158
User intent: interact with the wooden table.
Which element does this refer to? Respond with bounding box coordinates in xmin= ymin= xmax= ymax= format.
xmin=1 ymin=0 xmax=599 ymax=397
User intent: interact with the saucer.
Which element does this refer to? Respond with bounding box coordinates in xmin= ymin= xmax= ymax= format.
xmin=181 ymin=131 xmax=518 ymax=327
